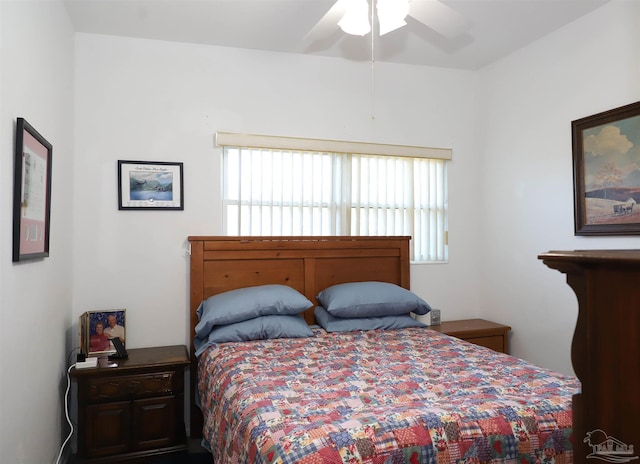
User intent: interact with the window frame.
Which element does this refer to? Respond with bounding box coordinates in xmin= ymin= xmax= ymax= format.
xmin=218 ymin=132 xmax=450 ymax=263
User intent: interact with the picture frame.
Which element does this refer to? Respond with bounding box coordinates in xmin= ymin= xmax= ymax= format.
xmin=118 ymin=160 xmax=183 ymax=210
xmin=80 ymin=309 xmax=126 ymax=356
xmin=572 ymin=100 xmax=640 ymax=235
xmin=12 ymin=118 xmax=53 ymax=262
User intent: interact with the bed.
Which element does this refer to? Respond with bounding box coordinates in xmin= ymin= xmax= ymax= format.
xmin=189 ymin=236 xmax=579 ymax=463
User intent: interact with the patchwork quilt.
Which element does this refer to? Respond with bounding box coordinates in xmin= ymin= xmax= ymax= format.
xmin=198 ymin=327 xmax=579 ymax=464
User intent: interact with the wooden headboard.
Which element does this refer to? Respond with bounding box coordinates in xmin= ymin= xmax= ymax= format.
xmin=187 ymin=235 xmax=410 ymax=437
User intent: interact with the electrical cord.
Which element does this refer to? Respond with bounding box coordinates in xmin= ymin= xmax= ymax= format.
xmin=54 ymin=363 xmax=75 ymax=464
xmin=67 ymin=346 xmax=81 ymax=366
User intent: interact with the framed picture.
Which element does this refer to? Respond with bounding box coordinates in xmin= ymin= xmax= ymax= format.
xmin=118 ymin=160 xmax=183 ymax=210
xmin=12 ymin=118 xmax=53 ymax=262
xmin=572 ymin=100 xmax=640 ymax=235
xmin=80 ymin=309 xmax=126 ymax=356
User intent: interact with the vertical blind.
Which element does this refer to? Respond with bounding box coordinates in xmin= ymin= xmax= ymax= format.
xmin=219 ymin=133 xmax=449 ymax=263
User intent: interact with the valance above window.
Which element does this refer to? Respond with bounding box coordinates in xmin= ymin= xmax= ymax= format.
xmin=215 ymin=131 xmax=452 ymax=160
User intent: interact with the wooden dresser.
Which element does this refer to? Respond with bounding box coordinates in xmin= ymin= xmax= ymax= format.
xmin=429 ymin=318 xmax=511 ymax=354
xmin=71 ymin=345 xmax=190 ymax=463
xmin=540 ymin=250 xmax=640 ymax=463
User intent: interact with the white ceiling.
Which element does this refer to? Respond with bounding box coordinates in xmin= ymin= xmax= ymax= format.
xmin=63 ymin=0 xmax=610 ymax=70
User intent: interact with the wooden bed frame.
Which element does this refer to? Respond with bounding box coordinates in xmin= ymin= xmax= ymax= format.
xmin=188 ymin=235 xmax=411 ymax=437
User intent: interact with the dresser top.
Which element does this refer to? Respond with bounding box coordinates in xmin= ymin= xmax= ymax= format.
xmin=540 ymin=249 xmax=640 ymax=263
xmin=71 ymin=344 xmax=189 ymax=377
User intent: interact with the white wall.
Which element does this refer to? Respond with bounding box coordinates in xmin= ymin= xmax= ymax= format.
xmin=478 ymin=0 xmax=640 ymax=373
xmin=0 ymin=2 xmax=75 ymax=463
xmin=72 ymin=35 xmax=484 ymax=353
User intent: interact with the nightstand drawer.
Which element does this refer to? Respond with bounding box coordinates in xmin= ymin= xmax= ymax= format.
xmin=430 ymin=319 xmax=511 ymax=354
xmin=464 ymin=335 xmax=505 ymax=353
xmin=88 ymin=371 xmax=176 ymax=401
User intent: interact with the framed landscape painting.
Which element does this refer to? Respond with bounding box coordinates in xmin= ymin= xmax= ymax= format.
xmin=572 ymin=100 xmax=640 ymax=235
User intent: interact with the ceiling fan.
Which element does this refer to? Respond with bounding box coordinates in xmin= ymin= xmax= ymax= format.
xmin=306 ymin=0 xmax=471 ymax=41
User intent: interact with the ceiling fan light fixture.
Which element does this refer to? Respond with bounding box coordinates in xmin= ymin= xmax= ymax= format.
xmin=377 ymin=0 xmax=409 ymax=36
xmin=338 ymin=0 xmax=371 ymax=36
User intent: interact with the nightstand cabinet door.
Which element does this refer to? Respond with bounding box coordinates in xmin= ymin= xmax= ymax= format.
xmin=85 ymin=401 xmax=131 ymax=457
xmin=133 ymin=396 xmax=176 ymax=450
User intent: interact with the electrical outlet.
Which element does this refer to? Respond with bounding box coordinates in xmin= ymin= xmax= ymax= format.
xmin=430 ymin=309 xmax=441 ymax=325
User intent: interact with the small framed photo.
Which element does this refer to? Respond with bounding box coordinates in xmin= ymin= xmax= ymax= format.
xmin=118 ymin=160 xmax=183 ymax=210
xmin=12 ymin=118 xmax=53 ymax=262
xmin=80 ymin=309 xmax=126 ymax=356
xmin=572 ymin=101 xmax=640 ymax=235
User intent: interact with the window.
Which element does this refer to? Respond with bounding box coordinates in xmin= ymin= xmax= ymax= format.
xmin=218 ymin=132 xmax=450 ymax=263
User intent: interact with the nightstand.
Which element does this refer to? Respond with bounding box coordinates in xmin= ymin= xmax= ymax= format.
xmin=70 ymin=345 xmax=190 ymax=463
xmin=429 ymin=319 xmax=511 ymax=354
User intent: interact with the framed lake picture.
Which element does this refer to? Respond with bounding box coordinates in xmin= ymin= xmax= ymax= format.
xmin=118 ymin=160 xmax=184 ymax=210
xmin=572 ymin=101 xmax=640 ymax=235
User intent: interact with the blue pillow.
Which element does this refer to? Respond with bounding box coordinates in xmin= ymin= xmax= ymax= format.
xmin=314 ymin=306 xmax=427 ymax=332
xmin=317 ymin=281 xmax=431 ymax=318
xmin=194 ymin=315 xmax=313 ymax=356
xmin=195 ymin=284 xmax=313 ymax=338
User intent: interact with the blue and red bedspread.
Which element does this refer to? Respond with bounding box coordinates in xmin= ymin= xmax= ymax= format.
xmin=198 ymin=327 xmax=579 ymax=463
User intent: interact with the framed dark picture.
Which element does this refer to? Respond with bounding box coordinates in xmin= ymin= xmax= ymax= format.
xmin=118 ymin=160 xmax=184 ymax=210
xmin=12 ymin=118 xmax=53 ymax=262
xmin=572 ymin=101 xmax=640 ymax=235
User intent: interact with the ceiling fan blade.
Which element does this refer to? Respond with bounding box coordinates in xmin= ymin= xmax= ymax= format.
xmin=305 ymin=0 xmax=349 ymax=41
xmin=408 ymin=0 xmax=471 ymax=39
